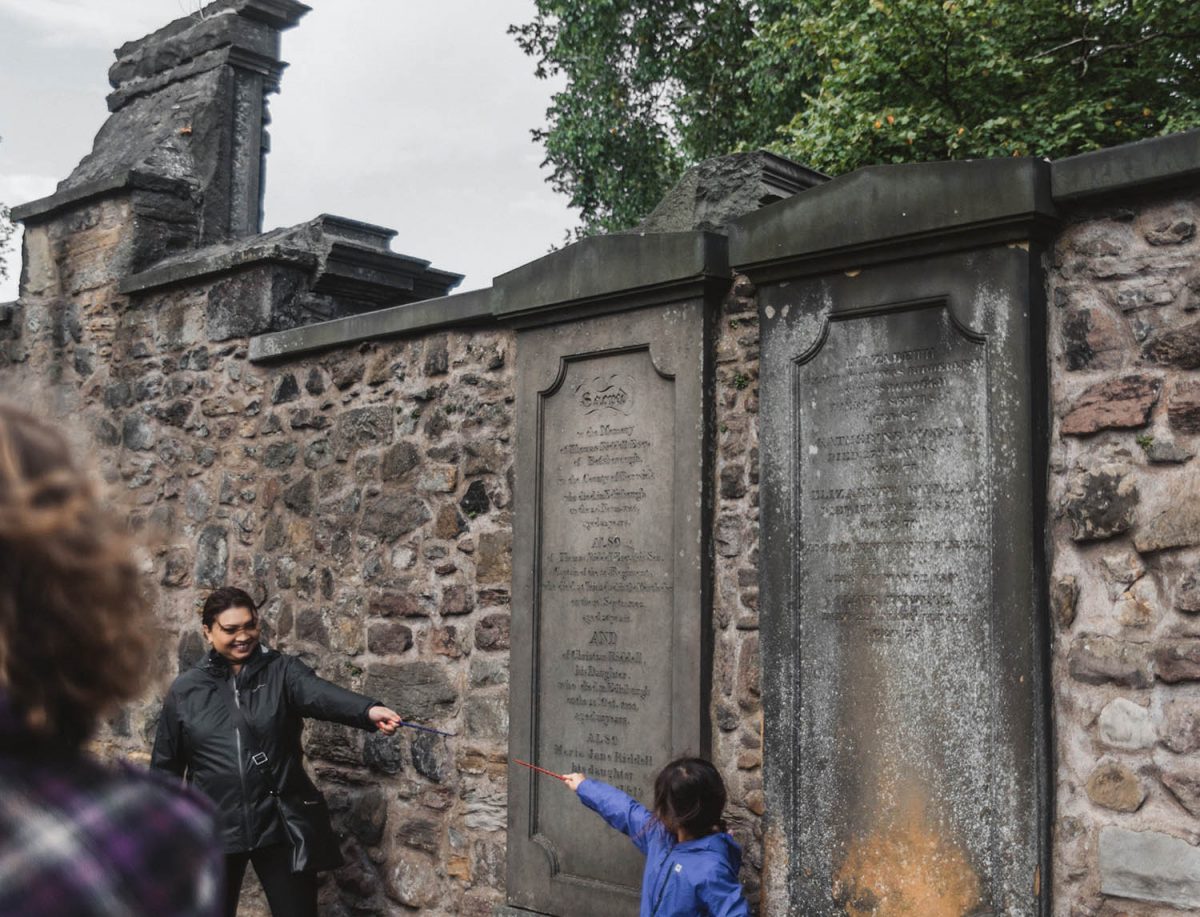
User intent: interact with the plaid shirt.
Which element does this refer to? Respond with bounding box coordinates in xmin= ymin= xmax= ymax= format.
xmin=0 ymin=693 xmax=223 ymax=916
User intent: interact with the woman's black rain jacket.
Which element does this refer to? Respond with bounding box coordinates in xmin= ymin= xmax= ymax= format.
xmin=151 ymin=646 xmax=379 ymax=855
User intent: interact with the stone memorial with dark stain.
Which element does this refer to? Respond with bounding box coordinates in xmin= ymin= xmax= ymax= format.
xmin=734 ymin=159 xmax=1053 ymax=916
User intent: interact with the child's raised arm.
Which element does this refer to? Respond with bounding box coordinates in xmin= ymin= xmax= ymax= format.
xmin=564 ymin=773 xmax=658 ymax=855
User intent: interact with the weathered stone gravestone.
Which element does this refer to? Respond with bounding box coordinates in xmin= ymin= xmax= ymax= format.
xmin=733 ymin=160 xmax=1054 ymax=915
xmin=500 ymin=235 xmax=722 ymax=916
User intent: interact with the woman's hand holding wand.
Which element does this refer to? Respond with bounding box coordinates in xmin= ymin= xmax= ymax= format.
xmin=369 ymin=706 xmax=403 ymax=735
xmin=369 ymin=706 xmax=456 ymax=737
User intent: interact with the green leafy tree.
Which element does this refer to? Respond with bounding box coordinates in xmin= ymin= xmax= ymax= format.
xmin=774 ymin=0 xmax=1200 ymax=174
xmin=515 ymin=0 xmax=1200 ymax=234
xmin=510 ymin=0 xmax=817 ymax=235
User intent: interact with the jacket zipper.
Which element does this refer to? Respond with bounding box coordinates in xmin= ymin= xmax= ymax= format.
xmin=232 ymin=677 xmax=254 ymax=849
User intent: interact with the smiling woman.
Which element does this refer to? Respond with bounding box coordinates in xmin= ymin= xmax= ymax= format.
xmin=203 ymin=590 xmax=263 ymax=666
xmin=153 ymin=585 xmax=406 ymax=917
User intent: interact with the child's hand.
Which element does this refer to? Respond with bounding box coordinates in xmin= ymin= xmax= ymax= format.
xmin=564 ymin=773 xmax=585 ymax=792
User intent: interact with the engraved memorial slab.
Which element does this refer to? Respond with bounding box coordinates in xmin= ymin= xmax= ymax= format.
xmin=756 ymin=244 xmax=1049 ymax=916
xmin=506 ymin=302 xmax=710 ymax=917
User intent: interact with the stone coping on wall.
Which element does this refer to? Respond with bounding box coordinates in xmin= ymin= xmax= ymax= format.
xmin=249 ymin=229 xmax=729 ymax=362
xmin=10 ymin=170 xmax=195 ymax=224
xmin=248 ymin=286 xmax=494 ymax=361
xmin=725 ymin=131 xmax=1200 ymax=282
xmin=636 ymin=150 xmax=829 ymax=234
xmin=118 ymin=213 xmax=463 ymax=304
xmin=248 ymin=126 xmax=1200 ymax=365
xmin=491 ymin=229 xmax=727 ymax=319
xmin=1051 ymin=128 xmax=1200 ymax=202
xmin=727 ymin=157 xmax=1059 ymax=280
xmin=119 ymin=236 xmax=317 ymax=294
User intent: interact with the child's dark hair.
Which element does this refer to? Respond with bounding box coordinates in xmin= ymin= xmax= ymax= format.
xmin=200 ymin=586 xmax=261 ymax=628
xmin=653 ymin=757 xmax=728 ymax=838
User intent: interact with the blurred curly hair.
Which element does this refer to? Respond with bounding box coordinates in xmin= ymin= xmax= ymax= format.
xmin=0 ymin=403 xmax=152 ymax=745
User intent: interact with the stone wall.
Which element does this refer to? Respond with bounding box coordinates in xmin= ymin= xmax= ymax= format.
xmin=7 ymin=4 xmax=1200 ymax=914
xmin=713 ymin=271 xmax=765 ymax=902
xmin=1049 ymin=187 xmax=1200 ymax=916
xmin=6 ymin=195 xmax=518 ymax=916
xmin=2 ymin=196 xmax=773 ymax=917
xmin=1 ymin=5 xmax=780 ymax=914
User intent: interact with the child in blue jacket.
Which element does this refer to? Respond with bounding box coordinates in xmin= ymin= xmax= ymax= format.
xmin=564 ymin=757 xmax=751 ymax=917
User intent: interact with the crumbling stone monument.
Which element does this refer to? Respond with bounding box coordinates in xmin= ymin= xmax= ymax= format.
xmin=4 ymin=2 xmax=1200 ymax=914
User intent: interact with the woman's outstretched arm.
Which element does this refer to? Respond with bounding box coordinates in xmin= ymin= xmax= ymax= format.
xmin=284 ymin=656 xmax=398 ymax=730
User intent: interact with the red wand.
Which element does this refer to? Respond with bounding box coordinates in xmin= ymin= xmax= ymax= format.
xmin=513 ymin=758 xmax=567 ymax=782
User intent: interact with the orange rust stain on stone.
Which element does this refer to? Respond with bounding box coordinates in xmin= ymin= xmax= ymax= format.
xmin=831 ymin=794 xmax=981 ymax=917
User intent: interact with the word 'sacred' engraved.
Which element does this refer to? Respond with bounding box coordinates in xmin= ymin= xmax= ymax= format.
xmin=574 ymin=374 xmax=637 ymax=416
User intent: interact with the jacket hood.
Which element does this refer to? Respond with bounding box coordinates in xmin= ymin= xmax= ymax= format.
xmin=678 ymin=830 xmax=743 ymax=871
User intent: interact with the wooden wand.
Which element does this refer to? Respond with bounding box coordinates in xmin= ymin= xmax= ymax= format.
xmin=513 ymin=758 xmax=567 ymax=781
xmin=400 ymin=720 xmax=455 ymax=737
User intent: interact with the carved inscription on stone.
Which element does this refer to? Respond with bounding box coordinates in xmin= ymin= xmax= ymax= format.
xmin=795 ymin=303 xmax=997 ymax=909
xmin=535 ymin=349 xmax=674 ymax=875
xmin=799 ymin=309 xmax=988 ymax=642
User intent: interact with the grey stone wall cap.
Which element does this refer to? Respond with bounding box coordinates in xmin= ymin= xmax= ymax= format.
xmin=223 ymin=45 xmax=289 ymax=82
xmin=10 ymin=171 xmax=193 ymax=224
xmin=729 ymin=157 xmax=1055 ymax=271
xmin=120 ymin=240 xmax=317 ymax=295
xmin=313 ymin=214 xmax=399 ymax=250
xmin=1052 ymin=129 xmax=1200 ymax=202
xmin=249 ymin=286 xmax=495 ymax=362
xmin=237 ymin=0 xmax=311 ymax=28
xmin=119 ymin=215 xmax=462 ymax=300
xmin=104 ymin=1 xmax=306 ymax=112
xmin=110 ymin=5 xmax=283 ymax=90
xmin=112 ymin=0 xmax=306 ymax=63
xmin=492 ymin=230 xmax=728 ymax=317
xmin=420 ymin=266 xmax=467 ymax=288
xmin=758 ymin=150 xmax=830 ymax=192
xmin=105 ymin=47 xmax=232 ymax=113
xmin=637 ymin=150 xmax=829 ymax=235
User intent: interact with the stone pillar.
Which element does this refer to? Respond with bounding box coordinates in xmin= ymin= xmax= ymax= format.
xmin=498 ymin=233 xmax=727 ymax=917
xmin=25 ymin=0 xmax=309 ymax=248
xmin=732 ymin=159 xmax=1057 ymax=916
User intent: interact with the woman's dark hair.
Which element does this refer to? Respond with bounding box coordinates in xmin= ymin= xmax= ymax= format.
xmin=653 ymin=757 xmax=728 ymax=838
xmin=0 ymin=403 xmax=152 ymax=744
xmin=201 ymin=586 xmax=261 ymax=628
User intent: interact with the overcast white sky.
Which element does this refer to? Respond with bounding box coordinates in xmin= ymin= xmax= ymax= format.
xmin=0 ymin=0 xmax=575 ymax=302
